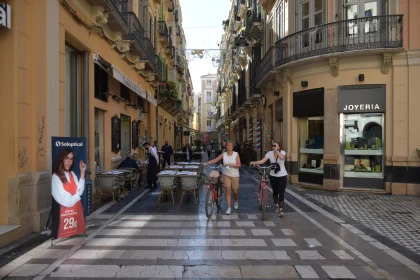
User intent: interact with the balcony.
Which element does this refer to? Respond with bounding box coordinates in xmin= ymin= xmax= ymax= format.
xmin=86 ymin=0 xmax=129 ymax=31
xmin=275 ymin=15 xmax=403 ymax=68
xmin=123 ymin=13 xmax=155 ymax=71
xmin=245 ymin=0 xmax=262 ymax=41
xmin=155 ymin=55 xmax=163 ymax=81
xmin=254 ymin=46 xmax=275 ymax=86
xmin=158 ymin=21 xmax=169 ymax=39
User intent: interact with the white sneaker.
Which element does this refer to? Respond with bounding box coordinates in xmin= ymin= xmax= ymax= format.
xmin=226 ymin=207 xmax=231 ymax=215
xmin=234 ymin=202 xmax=238 ymax=210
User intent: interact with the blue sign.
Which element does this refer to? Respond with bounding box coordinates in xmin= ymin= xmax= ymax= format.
xmin=51 ymin=137 xmax=90 ymax=217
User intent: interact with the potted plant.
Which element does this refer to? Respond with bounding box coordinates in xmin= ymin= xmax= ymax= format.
xmin=417 ymin=148 xmax=420 ymax=158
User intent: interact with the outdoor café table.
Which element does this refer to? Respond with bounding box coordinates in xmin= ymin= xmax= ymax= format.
xmin=157 ymin=170 xmax=199 ymax=199
xmin=165 ymin=165 xmax=184 ymax=170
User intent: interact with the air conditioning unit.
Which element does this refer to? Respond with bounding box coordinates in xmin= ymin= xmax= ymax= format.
xmin=138 ymin=112 xmax=144 ymax=121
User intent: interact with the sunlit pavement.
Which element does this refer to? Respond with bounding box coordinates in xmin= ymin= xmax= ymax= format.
xmin=1 ymin=167 xmax=420 ymax=279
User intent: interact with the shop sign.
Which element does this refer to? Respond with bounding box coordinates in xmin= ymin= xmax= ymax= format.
xmin=338 ymin=85 xmax=386 ymax=113
xmin=0 ymin=3 xmax=11 ymax=29
xmin=112 ymin=66 xmax=146 ymax=99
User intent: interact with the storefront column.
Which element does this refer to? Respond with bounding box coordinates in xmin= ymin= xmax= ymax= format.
xmin=323 ymin=88 xmax=340 ymax=190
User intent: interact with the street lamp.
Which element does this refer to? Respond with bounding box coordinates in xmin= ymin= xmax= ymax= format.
xmin=235 ymin=36 xmax=249 ymax=52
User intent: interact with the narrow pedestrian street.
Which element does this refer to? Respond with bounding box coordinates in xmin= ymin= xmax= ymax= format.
xmin=1 ymin=165 xmax=419 ymax=279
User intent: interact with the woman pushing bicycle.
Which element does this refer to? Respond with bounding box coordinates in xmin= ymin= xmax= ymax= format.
xmin=250 ymin=141 xmax=287 ymax=217
xmin=204 ymin=140 xmax=241 ymax=215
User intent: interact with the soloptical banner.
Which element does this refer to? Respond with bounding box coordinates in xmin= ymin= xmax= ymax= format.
xmin=51 ymin=137 xmax=87 ymax=240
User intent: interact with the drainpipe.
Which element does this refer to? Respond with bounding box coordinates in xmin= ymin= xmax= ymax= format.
xmin=83 ymin=52 xmax=90 ymax=172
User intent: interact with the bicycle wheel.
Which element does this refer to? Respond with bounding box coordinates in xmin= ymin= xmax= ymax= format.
xmin=205 ymin=187 xmax=214 ymax=218
xmin=216 ymin=183 xmax=222 ymax=209
xmin=261 ymin=187 xmax=267 ymax=221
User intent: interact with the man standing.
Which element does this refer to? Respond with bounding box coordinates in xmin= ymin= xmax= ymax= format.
xmin=161 ymin=140 xmax=174 ymax=168
xmin=206 ymin=143 xmax=212 ymax=160
xmin=143 ymin=142 xmax=159 ymax=189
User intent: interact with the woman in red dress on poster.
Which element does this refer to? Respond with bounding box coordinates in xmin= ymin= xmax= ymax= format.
xmin=51 ymin=148 xmax=86 ymax=239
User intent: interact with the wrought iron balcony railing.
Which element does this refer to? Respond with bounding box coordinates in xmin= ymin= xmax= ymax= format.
xmin=144 ymin=38 xmax=156 ymax=70
xmin=123 ymin=12 xmax=145 ymax=56
xmin=275 ymin=15 xmax=403 ymax=68
xmin=254 ymin=46 xmax=274 ymax=86
xmin=155 ymin=55 xmax=163 ymax=80
xmin=104 ymin=0 xmax=130 ymax=29
xmin=158 ymin=21 xmax=169 ymax=37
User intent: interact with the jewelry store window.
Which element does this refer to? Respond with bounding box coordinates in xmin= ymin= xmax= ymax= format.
xmin=298 ymin=117 xmax=324 ymax=184
xmin=341 ymin=113 xmax=384 ymax=189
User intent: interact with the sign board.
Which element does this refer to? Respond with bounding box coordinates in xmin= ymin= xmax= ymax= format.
xmin=338 ymin=85 xmax=386 ymax=113
xmin=111 ymin=115 xmax=121 ymax=153
xmin=112 ymin=65 xmax=147 ymax=99
xmin=0 ymin=3 xmax=11 ymax=29
xmin=51 ymin=137 xmax=87 ymax=240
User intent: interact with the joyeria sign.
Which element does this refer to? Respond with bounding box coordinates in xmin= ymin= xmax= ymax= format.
xmin=0 ymin=3 xmax=11 ymax=29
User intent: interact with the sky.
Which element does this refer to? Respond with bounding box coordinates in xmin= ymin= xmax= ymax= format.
xmin=179 ymin=0 xmax=233 ymax=94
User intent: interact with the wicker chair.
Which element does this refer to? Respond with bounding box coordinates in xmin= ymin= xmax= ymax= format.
xmin=118 ymin=167 xmax=139 ymax=190
xmin=95 ymin=175 xmax=121 ymax=204
xmin=180 ymin=176 xmax=199 ymax=205
xmin=157 ymin=176 xmax=178 ymax=204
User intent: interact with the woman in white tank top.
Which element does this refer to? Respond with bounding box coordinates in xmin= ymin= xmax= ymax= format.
xmin=204 ymin=140 xmax=241 ymax=215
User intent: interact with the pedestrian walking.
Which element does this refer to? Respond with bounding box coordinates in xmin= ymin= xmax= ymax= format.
xmin=182 ymin=143 xmax=194 ymax=162
xmin=204 ymin=140 xmax=241 ymax=215
xmin=250 ymin=141 xmax=287 ymax=217
xmin=206 ymin=143 xmax=212 ymax=160
xmin=143 ymin=142 xmax=159 ymax=189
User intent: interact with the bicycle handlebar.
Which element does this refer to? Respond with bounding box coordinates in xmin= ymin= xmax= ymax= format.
xmin=205 ymin=164 xmax=223 ymax=170
xmin=251 ymin=164 xmax=273 ymax=175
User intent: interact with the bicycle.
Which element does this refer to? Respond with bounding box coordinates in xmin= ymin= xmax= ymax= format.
xmin=250 ymin=164 xmax=273 ymax=221
xmin=204 ymin=165 xmax=224 ymax=219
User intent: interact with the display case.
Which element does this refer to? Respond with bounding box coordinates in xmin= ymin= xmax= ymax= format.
xmin=340 ymin=113 xmax=384 ymax=189
xmin=298 ymin=117 xmax=324 ymax=184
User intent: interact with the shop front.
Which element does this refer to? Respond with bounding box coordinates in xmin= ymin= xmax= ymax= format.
xmin=338 ymin=85 xmax=386 ymax=189
xmin=294 ymin=88 xmax=325 ymax=185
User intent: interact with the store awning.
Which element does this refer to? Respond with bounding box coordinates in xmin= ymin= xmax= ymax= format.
xmin=147 ymin=93 xmax=157 ymax=107
xmin=111 ymin=65 xmax=147 ymax=99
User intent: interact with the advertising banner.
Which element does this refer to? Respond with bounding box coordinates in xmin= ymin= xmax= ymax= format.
xmin=51 ymin=137 xmax=87 ymax=240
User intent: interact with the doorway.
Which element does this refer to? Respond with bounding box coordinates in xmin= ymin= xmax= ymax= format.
xmin=298 ymin=0 xmax=324 ymax=51
xmin=120 ymin=114 xmax=131 ymax=156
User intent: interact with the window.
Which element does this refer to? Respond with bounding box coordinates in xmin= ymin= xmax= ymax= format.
xmin=94 ymin=64 xmax=108 ymax=102
xmin=346 ymin=0 xmax=380 ymax=36
xmin=342 ymin=113 xmax=384 ymax=179
xmin=207 ymin=120 xmax=211 ymax=126
xmin=298 ymin=117 xmax=324 ymax=184
xmin=299 ymin=0 xmax=323 ymax=47
xmin=65 ymin=45 xmax=83 ymax=137
xmin=94 ymin=108 xmax=105 ymax=169
xmin=206 ymin=91 xmax=212 ymax=103
xmin=207 ymin=80 xmax=212 ymax=87
xmin=121 ymin=84 xmax=130 ymax=100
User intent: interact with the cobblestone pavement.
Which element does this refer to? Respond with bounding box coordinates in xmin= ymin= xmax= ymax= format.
xmin=1 ymin=166 xmax=420 ymax=279
xmin=307 ymin=190 xmax=420 ymax=254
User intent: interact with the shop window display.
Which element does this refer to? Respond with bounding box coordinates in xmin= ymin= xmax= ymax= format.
xmin=342 ymin=113 xmax=383 ymax=179
xmin=298 ymin=117 xmax=324 ymax=174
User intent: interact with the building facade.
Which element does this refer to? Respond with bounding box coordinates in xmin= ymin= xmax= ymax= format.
xmin=217 ymin=0 xmax=420 ymax=195
xmin=0 ymin=0 xmax=191 ymax=245
xmin=200 ymin=74 xmax=218 ymax=144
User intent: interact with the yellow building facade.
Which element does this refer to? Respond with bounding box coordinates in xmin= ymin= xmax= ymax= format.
xmin=218 ymin=0 xmax=420 ymax=195
xmin=0 ymin=0 xmax=190 ymax=245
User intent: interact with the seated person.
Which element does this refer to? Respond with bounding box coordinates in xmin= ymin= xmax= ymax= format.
xmin=133 ymin=152 xmax=144 ymax=184
xmin=118 ymin=152 xmax=139 ymax=169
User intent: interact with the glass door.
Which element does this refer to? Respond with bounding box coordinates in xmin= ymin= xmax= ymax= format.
xmin=345 ymin=0 xmax=379 ymax=44
xmin=340 ymin=113 xmax=385 ymax=189
xmin=299 ymin=0 xmax=324 ymax=52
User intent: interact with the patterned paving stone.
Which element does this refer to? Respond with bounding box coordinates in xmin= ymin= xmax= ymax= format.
xmin=309 ymin=192 xmax=420 ymax=255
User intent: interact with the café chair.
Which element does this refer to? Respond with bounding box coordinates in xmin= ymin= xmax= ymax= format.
xmin=179 ymin=176 xmax=199 ymax=205
xmin=157 ymin=176 xmax=178 ymax=204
